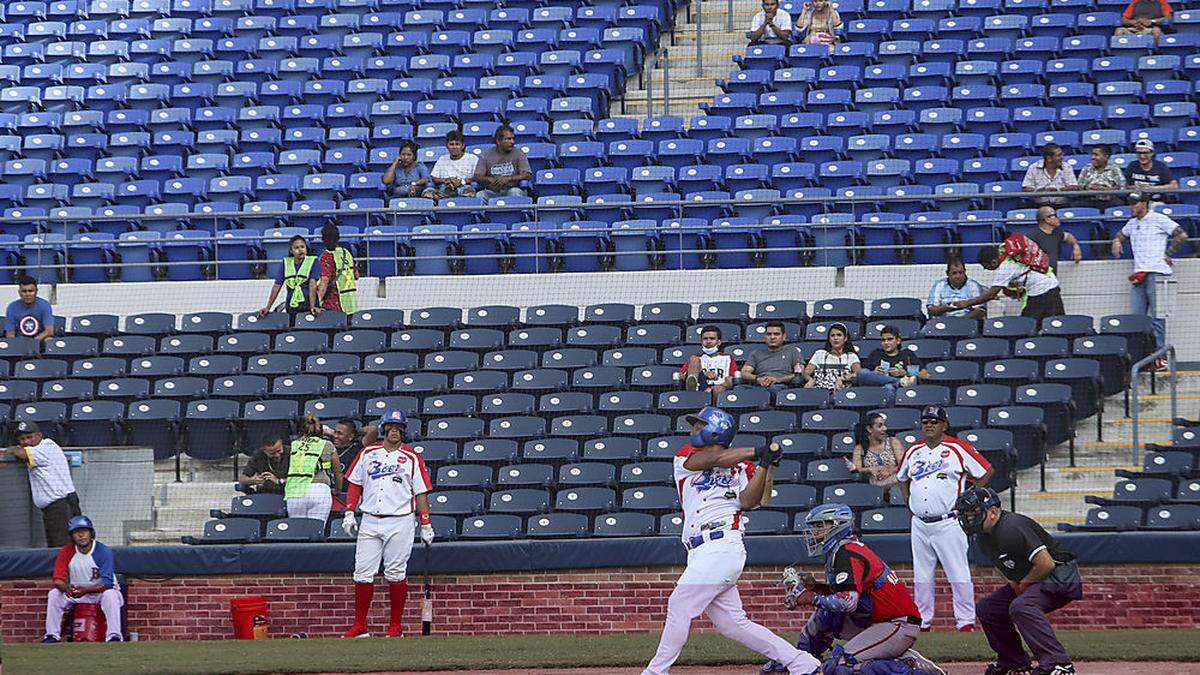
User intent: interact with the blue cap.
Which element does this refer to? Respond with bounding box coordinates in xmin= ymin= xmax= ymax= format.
xmin=67 ymin=515 xmax=94 ymax=534
xmin=684 ymin=406 xmax=736 ymax=447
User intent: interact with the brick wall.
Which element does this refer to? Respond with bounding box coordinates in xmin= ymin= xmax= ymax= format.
xmin=3 ymin=564 xmax=1197 ymax=643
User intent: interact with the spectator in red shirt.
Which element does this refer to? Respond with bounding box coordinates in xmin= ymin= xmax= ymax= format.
xmin=680 ymin=325 xmax=738 ymax=404
xmin=1116 ymin=0 xmax=1172 ymax=37
xmin=315 ymin=223 xmax=358 ymax=314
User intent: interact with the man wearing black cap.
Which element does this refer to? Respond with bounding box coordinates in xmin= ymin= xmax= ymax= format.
xmin=2 ymin=421 xmax=80 ymax=547
xmin=897 ymin=405 xmax=993 ymax=633
xmin=954 ymin=486 xmax=1082 ymax=675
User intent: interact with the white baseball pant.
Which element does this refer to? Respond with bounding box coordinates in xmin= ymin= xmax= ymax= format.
xmin=286 ymin=482 xmax=333 ymax=523
xmin=911 ymin=517 xmax=976 ymax=629
xmin=353 ymin=513 xmax=416 ymax=584
xmin=45 ymin=588 xmax=123 ymax=641
xmin=644 ymin=532 xmax=821 ymax=675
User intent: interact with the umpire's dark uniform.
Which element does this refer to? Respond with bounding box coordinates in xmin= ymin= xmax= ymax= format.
xmin=974 ymin=506 xmax=1082 ymax=673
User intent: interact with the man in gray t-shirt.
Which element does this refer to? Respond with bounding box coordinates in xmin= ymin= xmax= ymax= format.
xmin=740 ymin=321 xmax=802 ymax=391
xmin=474 ymin=124 xmax=532 ymax=201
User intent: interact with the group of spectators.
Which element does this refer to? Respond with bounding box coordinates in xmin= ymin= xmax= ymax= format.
xmin=1023 ymin=140 xmax=1179 ymax=209
xmin=380 ymin=126 xmax=532 ymax=204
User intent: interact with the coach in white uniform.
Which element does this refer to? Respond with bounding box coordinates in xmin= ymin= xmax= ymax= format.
xmin=340 ymin=409 xmax=434 ymax=638
xmin=3 ymin=421 xmax=80 ymax=548
xmin=897 ymin=405 xmax=993 ymax=632
xmin=644 ymin=406 xmax=820 ymax=675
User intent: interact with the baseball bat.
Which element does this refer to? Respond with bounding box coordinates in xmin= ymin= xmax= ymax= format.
xmin=421 ymin=541 xmax=432 ymax=636
xmin=760 ymin=443 xmax=780 ymax=506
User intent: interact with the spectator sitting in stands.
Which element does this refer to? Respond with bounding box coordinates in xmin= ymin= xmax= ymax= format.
xmin=382 ymin=141 xmax=431 ymax=198
xmin=802 ymin=322 xmax=860 ymax=391
xmin=1116 ymin=0 xmax=1172 ymax=37
xmin=474 ymin=125 xmax=532 ymax=201
xmin=5 ymin=275 xmax=55 ymax=342
xmin=927 ymin=256 xmax=987 ymax=320
xmin=257 ymin=234 xmax=319 ymax=322
xmin=1076 ymin=144 xmax=1125 ymax=208
xmin=1025 ymin=206 xmax=1082 ymax=277
xmin=326 ymin=418 xmax=364 ymax=475
xmin=740 ymin=320 xmax=803 ymax=391
xmin=315 ymin=223 xmax=358 ymax=315
xmin=749 ymin=0 xmax=793 ymax=45
xmin=423 ymin=130 xmax=478 ymax=203
xmin=848 ymin=412 xmax=905 ymax=495
xmin=955 ymin=246 xmax=1065 ymax=323
xmin=680 ymin=325 xmax=738 ymax=403
xmin=1126 ymin=140 xmax=1178 ymax=206
xmin=42 ymin=516 xmax=124 ymax=643
xmin=238 ymin=434 xmax=289 ymax=495
xmin=1021 ymin=143 xmax=1077 ymax=207
xmin=854 ymin=325 xmax=926 ymax=403
xmin=795 ymin=0 xmax=841 ymax=47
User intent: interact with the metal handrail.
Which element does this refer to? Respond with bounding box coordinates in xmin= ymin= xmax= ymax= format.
xmin=1130 ymin=345 xmax=1177 ymax=465
xmin=0 ymin=187 xmax=1196 ymax=226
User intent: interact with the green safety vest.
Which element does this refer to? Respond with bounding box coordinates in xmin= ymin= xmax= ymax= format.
xmin=284 ymin=437 xmax=330 ymax=500
xmin=330 ymin=246 xmax=357 ymax=314
xmin=283 ymin=256 xmax=316 ymax=309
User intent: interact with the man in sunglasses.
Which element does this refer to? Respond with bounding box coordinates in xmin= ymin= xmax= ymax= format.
xmin=897 ymin=405 xmax=994 ymax=634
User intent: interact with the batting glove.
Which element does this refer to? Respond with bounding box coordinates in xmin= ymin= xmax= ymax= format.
xmin=419 ymin=523 xmax=435 ymax=545
xmin=341 ymin=513 xmax=358 ymax=537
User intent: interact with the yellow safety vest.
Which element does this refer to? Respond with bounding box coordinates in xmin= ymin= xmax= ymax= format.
xmin=283 ymin=256 xmax=315 ymax=309
xmin=284 ymin=437 xmax=330 ymax=500
xmin=330 ymin=246 xmax=357 ymax=314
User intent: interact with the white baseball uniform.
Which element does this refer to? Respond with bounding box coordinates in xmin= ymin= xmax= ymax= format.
xmin=346 ymin=442 xmax=431 ymax=583
xmin=897 ymin=436 xmax=992 ymax=630
xmin=643 ymin=445 xmax=820 ymax=675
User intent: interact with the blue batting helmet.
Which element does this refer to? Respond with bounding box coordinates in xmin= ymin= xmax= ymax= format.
xmin=802 ymin=503 xmax=855 ymax=557
xmin=378 ymin=409 xmax=408 ymax=429
xmin=685 ymin=406 xmax=736 ymax=447
xmin=67 ymin=515 xmax=94 ymax=534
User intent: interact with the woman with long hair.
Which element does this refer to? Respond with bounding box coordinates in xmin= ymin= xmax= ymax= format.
xmin=284 ymin=413 xmax=342 ymax=525
xmin=802 ymin=322 xmax=860 ymax=390
xmin=849 ymin=412 xmax=905 ymax=492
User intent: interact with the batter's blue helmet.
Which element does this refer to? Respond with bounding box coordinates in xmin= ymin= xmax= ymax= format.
xmin=378 ymin=409 xmax=407 ymax=429
xmin=67 ymin=515 xmax=94 ymax=534
xmin=685 ymin=406 xmax=736 ymax=447
xmin=802 ymin=503 xmax=855 ymax=557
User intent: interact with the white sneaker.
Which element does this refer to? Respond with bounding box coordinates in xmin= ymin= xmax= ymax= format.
xmin=900 ymin=648 xmax=946 ymax=675
xmin=899 ymin=375 xmax=916 ymax=387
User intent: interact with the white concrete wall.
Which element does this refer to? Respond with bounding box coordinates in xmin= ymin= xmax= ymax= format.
xmin=14 ymin=259 xmax=1199 ymax=361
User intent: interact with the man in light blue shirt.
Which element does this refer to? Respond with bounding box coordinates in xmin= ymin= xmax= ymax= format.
xmin=5 ymin=276 xmax=55 ymax=342
xmin=927 ymin=257 xmax=987 ymax=320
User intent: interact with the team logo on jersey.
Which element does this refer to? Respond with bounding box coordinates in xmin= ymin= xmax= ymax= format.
xmin=940 ymin=450 xmax=951 ymax=458
xmin=366 ymin=458 xmax=404 ymax=479
xmin=835 ymin=572 xmax=849 ymax=584
xmin=693 ymin=468 xmax=738 ymax=493
xmin=90 ymin=568 xmax=100 ymax=581
xmin=908 ymin=457 xmax=949 ymax=481
xmin=17 ymin=315 xmax=41 ymax=337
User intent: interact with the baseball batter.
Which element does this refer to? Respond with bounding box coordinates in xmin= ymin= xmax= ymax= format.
xmin=763 ymin=503 xmax=944 ymax=675
xmin=340 ymin=409 xmax=434 ymax=638
xmin=897 ymin=405 xmax=993 ymax=631
xmin=643 ymin=406 xmax=821 ymax=675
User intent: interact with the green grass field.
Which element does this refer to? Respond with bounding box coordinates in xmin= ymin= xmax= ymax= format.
xmin=3 ymin=629 xmax=1198 ymax=675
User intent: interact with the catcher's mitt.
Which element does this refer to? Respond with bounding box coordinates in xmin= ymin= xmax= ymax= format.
xmin=780 ymin=566 xmax=831 ymax=609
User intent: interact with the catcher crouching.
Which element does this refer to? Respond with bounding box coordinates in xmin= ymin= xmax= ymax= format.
xmin=763 ymin=503 xmax=945 ymax=675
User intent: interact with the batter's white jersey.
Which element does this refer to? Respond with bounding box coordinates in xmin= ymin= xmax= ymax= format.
xmin=897 ymin=436 xmax=991 ymax=518
xmin=346 ymin=443 xmax=431 ymax=517
xmin=673 ymin=444 xmax=755 ymax=542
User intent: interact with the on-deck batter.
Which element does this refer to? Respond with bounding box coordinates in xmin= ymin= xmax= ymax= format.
xmin=897 ymin=405 xmax=993 ymax=632
xmin=340 ymin=409 xmax=434 ymax=638
xmin=643 ymin=406 xmax=821 ymax=675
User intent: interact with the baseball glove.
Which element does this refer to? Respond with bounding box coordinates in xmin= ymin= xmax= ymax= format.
xmin=780 ymin=566 xmax=831 ymax=609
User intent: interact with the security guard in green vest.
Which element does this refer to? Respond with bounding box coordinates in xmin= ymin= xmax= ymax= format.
xmin=284 ymin=414 xmax=342 ymax=524
xmin=316 ymin=223 xmax=358 ymax=315
xmin=258 ymin=235 xmax=320 ymax=322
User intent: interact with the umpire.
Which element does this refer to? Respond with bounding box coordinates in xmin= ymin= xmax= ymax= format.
xmin=954 ymin=486 xmax=1082 ymax=675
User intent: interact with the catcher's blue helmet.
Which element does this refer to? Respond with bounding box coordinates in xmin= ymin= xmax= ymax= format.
xmin=685 ymin=406 xmax=736 ymax=447
xmin=378 ymin=408 xmax=408 ymax=429
xmin=67 ymin=515 xmax=94 ymax=534
xmin=801 ymin=503 xmax=855 ymax=557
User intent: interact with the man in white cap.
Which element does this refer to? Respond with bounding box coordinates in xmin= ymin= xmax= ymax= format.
xmin=1125 ymin=140 xmax=1178 ymax=206
xmin=2 ymin=421 xmax=80 ymax=547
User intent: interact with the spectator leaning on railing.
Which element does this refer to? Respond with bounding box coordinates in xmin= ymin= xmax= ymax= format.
xmin=258 ymin=234 xmax=320 ymax=321
xmin=474 ymin=125 xmax=532 ymax=201
xmin=1024 ymin=206 xmax=1082 ymax=277
xmin=927 ymin=256 xmax=987 ymax=321
xmin=1 ymin=421 xmax=80 ymax=548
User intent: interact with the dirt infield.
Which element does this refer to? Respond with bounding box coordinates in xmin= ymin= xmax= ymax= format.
xmin=324 ymin=665 xmax=1200 ymax=675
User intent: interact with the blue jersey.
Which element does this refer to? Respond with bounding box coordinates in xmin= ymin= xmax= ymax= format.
xmin=5 ymin=298 xmax=54 ymax=338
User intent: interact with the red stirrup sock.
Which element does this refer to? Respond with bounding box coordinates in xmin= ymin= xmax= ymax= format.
xmin=387 ymin=581 xmax=408 ymax=637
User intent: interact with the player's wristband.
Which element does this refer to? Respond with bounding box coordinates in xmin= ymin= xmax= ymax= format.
xmin=418 ymin=512 xmax=431 ymax=525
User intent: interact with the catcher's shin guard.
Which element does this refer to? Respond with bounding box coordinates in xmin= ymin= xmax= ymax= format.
xmin=387 ymin=581 xmax=408 ymax=637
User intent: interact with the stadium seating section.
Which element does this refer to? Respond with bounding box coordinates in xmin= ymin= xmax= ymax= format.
xmin=0 ymin=0 xmax=1195 ymax=280
xmin=0 ymin=301 xmax=1160 ymax=542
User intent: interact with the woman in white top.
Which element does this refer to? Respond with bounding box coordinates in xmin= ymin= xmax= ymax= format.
xmin=802 ymin=322 xmax=860 ymax=390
